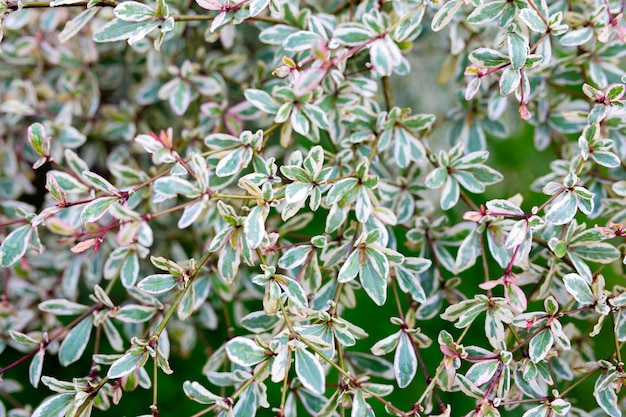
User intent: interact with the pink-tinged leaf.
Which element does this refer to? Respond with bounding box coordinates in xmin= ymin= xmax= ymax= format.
xmin=46 ymin=218 xmax=75 ymax=236
xmin=465 ymin=77 xmax=481 ymax=100
xmin=45 ymin=173 xmax=65 ymax=202
xmin=518 ymin=102 xmax=532 ymax=120
xmin=505 ymin=283 xmax=527 ymax=313
xmin=294 ymin=66 xmax=327 ymax=97
xmin=28 ymin=122 xmax=49 ymax=156
xmin=478 ymin=278 xmax=502 ymax=291
xmin=71 ymin=238 xmax=99 ymax=253
xmin=463 ymin=210 xmax=483 ymax=222
xmin=195 ymin=0 xmax=221 ymax=10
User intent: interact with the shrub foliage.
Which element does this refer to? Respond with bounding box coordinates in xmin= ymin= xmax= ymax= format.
xmin=1 ymin=0 xmax=626 ymax=416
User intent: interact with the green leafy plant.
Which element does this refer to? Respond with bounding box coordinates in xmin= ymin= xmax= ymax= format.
xmin=1 ymin=0 xmax=626 ymax=416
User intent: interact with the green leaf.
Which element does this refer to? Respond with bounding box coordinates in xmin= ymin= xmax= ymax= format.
xmin=153 ymin=176 xmax=199 ymax=199
xmin=592 ymin=151 xmax=621 ymax=168
xmin=59 ymin=7 xmax=99 ymax=43
xmin=9 ymin=330 xmax=39 ymax=345
xmin=467 ymin=1 xmax=506 ymax=25
xmin=469 ymin=48 xmax=509 ymax=68
xmin=360 ymin=254 xmax=388 ymax=306
xmin=81 ymin=196 xmax=118 ymax=224
xmin=594 ymin=377 xmax=621 ymax=417
xmin=218 ymin=240 xmax=240 ymax=283
xmin=465 ymin=359 xmax=499 ymax=386
xmin=27 ymin=122 xmax=48 ymax=156
xmin=295 ymin=348 xmax=325 ymax=395
xmin=216 ymin=147 xmax=252 ymax=177
xmin=92 ymin=18 xmax=160 ymax=44
xmin=225 ymin=337 xmax=267 ymax=367
xmin=280 ymin=275 xmax=308 ymax=308
xmin=607 ymin=84 xmax=625 ymax=101
xmin=333 ymin=23 xmax=374 ymax=46
xmin=455 ymin=374 xmax=484 ymax=398
xmin=278 ymin=245 xmax=312 ymax=269
xmin=235 ymin=384 xmax=262 ymax=415
xmin=284 ymin=30 xmax=321 ymax=51
xmin=40 ymin=376 xmax=76 ymax=393
xmin=563 ymin=273 xmax=595 ymax=305
xmin=355 ymin=188 xmax=372 ymax=222
xmin=588 ymin=104 xmax=608 ymax=124
xmin=544 ymin=192 xmax=576 ymax=225
xmin=560 ymin=27 xmax=593 ymax=46
xmin=454 ymin=170 xmax=484 ymax=193
xmin=499 ymin=67 xmax=520 ymax=96
xmin=522 ymin=404 xmax=549 ymax=417
xmin=456 ymin=302 xmax=488 ymax=328
xmin=393 ymin=8 xmax=424 ymax=42
xmin=183 ymin=381 xmax=222 ymax=404
xmin=327 ymin=178 xmax=358 ymax=204
xmin=114 ymin=304 xmax=157 ymax=323
xmin=29 ymin=348 xmax=45 ymax=388
xmin=455 ymin=230 xmax=481 ymax=273
xmin=291 ymin=106 xmax=310 ymax=135
xmin=59 ymin=315 xmax=93 ymax=366
xmin=178 ymin=201 xmax=205 ymax=229
xmin=394 ymin=264 xmax=427 ymax=303
xmin=169 ymin=79 xmax=193 ymax=116
xmin=465 ymin=165 xmax=502 ymax=184
xmin=82 ymin=171 xmax=119 ymax=194
xmin=103 ymin=318 xmax=124 ymax=352
xmin=285 ymin=182 xmax=312 ymax=204
xmin=519 ymin=8 xmax=547 ymax=33
xmin=249 ymin=0 xmax=270 ymax=16
xmin=347 ymin=352 xmax=394 ymax=379
xmin=431 ymin=0 xmax=462 ymax=32
xmin=394 ymin=332 xmax=417 ymax=388
xmin=244 ymin=89 xmax=278 ymax=114
xmin=370 ymin=38 xmax=395 ymax=76
xmin=507 ymin=32 xmax=528 ymax=71
xmin=120 ymin=251 xmax=139 ymax=288
xmin=31 ymin=393 xmax=74 ymax=417
xmin=337 ymin=250 xmax=361 ymax=283
xmin=108 ymin=349 xmax=149 ymax=379
xmin=137 ymin=274 xmax=178 ymax=294
xmin=0 ymin=225 xmax=33 ymax=267
xmin=177 ymin=283 xmax=195 ymax=320
xmin=440 ymin=176 xmax=460 ymax=210
xmin=570 ymin=242 xmax=620 ymax=263
xmin=39 ymin=299 xmax=90 ymax=315
xmin=486 ymin=199 xmax=523 ymax=215
xmin=424 ymin=166 xmax=448 ymax=189
xmin=49 ymin=170 xmax=89 ymax=193
xmin=529 ymin=329 xmax=553 ymax=363
xmin=551 ymin=398 xmax=571 ymax=415
xmin=114 ymin=1 xmax=156 ymax=22
xmin=259 ymin=24 xmax=298 ymax=44
xmin=352 ymin=389 xmax=375 ymax=417
xmin=240 ymin=311 xmax=280 ymax=333
xmin=244 ymin=205 xmax=267 ymax=249
xmin=302 ymin=103 xmax=329 ymax=129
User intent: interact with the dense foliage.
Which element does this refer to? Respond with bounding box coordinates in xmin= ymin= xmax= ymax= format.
xmin=1 ymin=0 xmax=626 ymax=416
